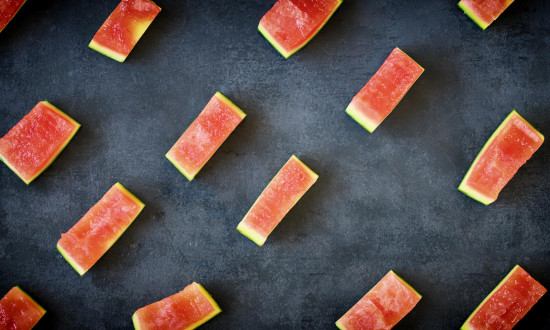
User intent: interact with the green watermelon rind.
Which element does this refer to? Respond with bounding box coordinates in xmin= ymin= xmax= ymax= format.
xmin=335 ymin=271 xmax=421 ymax=330
xmin=458 ymin=1 xmax=490 ymax=30
xmin=57 ymin=182 xmax=145 ymax=276
xmin=457 ymin=110 xmax=544 ymax=205
xmin=165 ymin=91 xmax=246 ymax=181
xmin=258 ymin=0 xmax=343 ymax=59
xmin=132 ymin=283 xmax=221 ymax=330
xmin=346 ymin=48 xmax=424 ymax=133
xmin=13 ymin=286 xmax=47 ymax=316
xmin=0 ymin=0 xmax=28 ymax=33
xmin=461 ymin=265 xmax=520 ymax=330
xmin=0 ymin=101 xmax=80 ymax=185
xmin=89 ymin=39 xmax=128 ymax=63
xmin=236 ymin=155 xmax=319 ymax=247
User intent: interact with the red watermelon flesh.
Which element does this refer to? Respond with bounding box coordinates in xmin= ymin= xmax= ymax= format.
xmin=57 ymin=183 xmax=145 ymax=275
xmin=346 ymin=48 xmax=424 ymax=133
xmin=166 ymin=92 xmax=246 ymax=181
xmin=458 ymin=111 xmax=543 ymax=205
xmin=336 ymin=271 xmax=421 ymax=330
xmin=132 ymin=282 xmax=221 ymax=330
xmin=258 ymin=0 xmax=342 ymax=58
xmin=237 ymin=155 xmax=318 ymax=246
xmin=462 ymin=265 xmax=546 ymax=330
xmin=0 ymin=101 xmax=80 ymax=184
xmin=89 ymin=0 xmax=161 ymax=62
xmin=0 ymin=0 xmax=26 ymax=32
xmin=458 ymin=0 xmax=515 ymax=30
xmin=0 ymin=286 xmax=46 ymax=330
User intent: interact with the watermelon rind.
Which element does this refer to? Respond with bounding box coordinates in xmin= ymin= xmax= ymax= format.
xmin=165 ymin=92 xmax=246 ymax=181
xmin=390 ymin=270 xmax=422 ymax=299
xmin=0 ymin=0 xmax=28 ymax=33
xmin=458 ymin=1 xmax=490 ymax=30
xmin=0 ymin=101 xmax=80 ymax=185
xmin=458 ymin=110 xmax=544 ymax=205
xmin=89 ymin=39 xmax=128 ymax=63
xmin=57 ymin=182 xmax=145 ymax=276
xmin=236 ymin=155 xmax=318 ymax=246
xmin=14 ymin=286 xmax=46 ymax=316
xmin=346 ymin=48 xmax=424 ymax=133
xmin=461 ymin=265 xmax=520 ymax=330
xmin=258 ymin=0 xmax=343 ymax=59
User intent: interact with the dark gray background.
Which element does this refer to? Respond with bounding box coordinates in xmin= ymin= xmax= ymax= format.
xmin=1 ymin=0 xmax=549 ymax=329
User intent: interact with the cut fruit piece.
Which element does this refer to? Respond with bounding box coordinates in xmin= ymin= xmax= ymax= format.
xmin=336 ymin=271 xmax=421 ymax=330
xmin=458 ymin=110 xmax=544 ymax=205
xmin=0 ymin=101 xmax=80 ymax=184
xmin=132 ymin=282 xmax=221 ymax=330
xmin=0 ymin=286 xmax=46 ymax=330
xmin=0 ymin=0 xmax=27 ymax=32
xmin=462 ymin=265 xmax=546 ymax=330
xmin=346 ymin=48 xmax=424 ymax=133
xmin=89 ymin=0 xmax=161 ymax=62
xmin=237 ymin=155 xmax=318 ymax=246
xmin=57 ymin=182 xmax=145 ymax=275
xmin=258 ymin=0 xmax=342 ymax=58
xmin=458 ymin=0 xmax=515 ymax=30
xmin=166 ymin=92 xmax=246 ymax=181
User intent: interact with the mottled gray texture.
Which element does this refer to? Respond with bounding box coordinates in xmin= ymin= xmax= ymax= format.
xmin=0 ymin=0 xmax=549 ymax=329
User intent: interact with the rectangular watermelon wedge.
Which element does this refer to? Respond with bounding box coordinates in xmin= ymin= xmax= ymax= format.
xmin=0 ymin=286 xmax=46 ymax=330
xmin=166 ymin=92 xmax=246 ymax=181
xmin=458 ymin=0 xmax=515 ymax=30
xmin=258 ymin=0 xmax=343 ymax=58
xmin=346 ymin=48 xmax=424 ymax=133
xmin=0 ymin=101 xmax=80 ymax=185
xmin=336 ymin=271 xmax=421 ymax=330
xmin=89 ymin=0 xmax=161 ymax=62
xmin=237 ymin=155 xmax=318 ymax=246
xmin=461 ymin=265 xmax=546 ymax=330
xmin=0 ymin=0 xmax=27 ymax=33
xmin=132 ymin=282 xmax=221 ymax=330
xmin=57 ymin=182 xmax=145 ymax=276
xmin=458 ymin=110 xmax=544 ymax=205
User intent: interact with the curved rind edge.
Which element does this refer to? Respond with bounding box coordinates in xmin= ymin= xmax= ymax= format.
xmin=258 ymin=0 xmax=343 ymax=59
xmin=236 ymin=221 xmax=267 ymax=246
xmin=345 ymin=102 xmax=378 ymax=133
xmin=458 ymin=110 xmax=543 ymax=205
xmin=0 ymin=0 xmax=28 ymax=33
xmin=131 ymin=313 xmax=141 ymax=330
xmin=56 ymin=243 xmax=86 ymax=276
xmin=458 ymin=1 xmax=490 ymax=30
xmin=166 ymin=152 xmax=196 ymax=181
xmin=291 ymin=155 xmax=319 ymax=180
xmin=15 ymin=286 xmax=47 ymax=316
xmin=461 ymin=265 xmax=521 ymax=329
xmin=114 ymin=182 xmax=146 ymax=209
xmin=89 ymin=39 xmax=127 ymax=62
xmin=215 ymin=91 xmax=247 ymax=119
xmin=185 ymin=283 xmax=222 ymax=329
xmin=335 ymin=320 xmax=346 ymax=330
xmin=389 ymin=270 xmax=422 ymax=299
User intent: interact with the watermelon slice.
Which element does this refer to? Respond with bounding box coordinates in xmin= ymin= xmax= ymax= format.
xmin=0 ymin=101 xmax=80 ymax=184
xmin=458 ymin=110 xmax=544 ymax=205
xmin=57 ymin=182 xmax=145 ymax=275
xmin=89 ymin=0 xmax=161 ymax=62
xmin=236 ymin=155 xmax=318 ymax=246
xmin=462 ymin=265 xmax=546 ymax=330
xmin=0 ymin=0 xmax=26 ymax=32
xmin=166 ymin=92 xmax=246 ymax=181
xmin=0 ymin=286 xmax=46 ymax=330
xmin=346 ymin=48 xmax=424 ymax=133
xmin=132 ymin=282 xmax=221 ymax=330
xmin=458 ymin=0 xmax=515 ymax=30
xmin=258 ymin=0 xmax=343 ymax=58
xmin=336 ymin=271 xmax=421 ymax=330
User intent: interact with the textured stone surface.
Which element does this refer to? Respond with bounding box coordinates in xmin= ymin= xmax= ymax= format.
xmin=0 ymin=0 xmax=548 ymax=329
